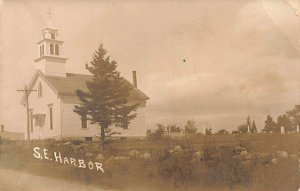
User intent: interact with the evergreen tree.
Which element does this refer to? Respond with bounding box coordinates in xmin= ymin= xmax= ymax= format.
xmin=74 ymin=45 xmax=138 ymax=150
xmin=246 ymin=116 xmax=251 ymax=131
xmin=238 ymin=124 xmax=248 ymax=134
xmin=184 ymin=119 xmax=197 ymax=134
xmin=277 ymin=114 xmax=293 ymax=133
xmin=250 ymin=120 xmax=257 ymax=133
xmin=286 ymin=105 xmax=300 ymax=132
xmin=263 ymin=115 xmax=276 ymax=133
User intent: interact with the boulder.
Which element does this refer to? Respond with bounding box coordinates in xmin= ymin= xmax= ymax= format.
xmin=73 ymin=145 xmax=84 ymax=151
xmin=114 ymin=156 xmax=130 ymax=162
xmin=96 ymin=153 xmax=104 ymax=160
xmin=276 ymin=151 xmax=288 ymax=158
xmin=106 ymin=156 xmax=130 ymax=164
xmin=233 ymin=146 xmax=246 ymax=155
xmin=168 ymin=149 xmax=175 ymax=154
xmin=140 ymin=153 xmax=151 ymax=159
xmin=105 ymin=156 xmax=115 ymax=164
xmin=63 ymin=141 xmax=72 ymax=146
xmin=128 ymin=150 xmax=140 ymax=158
xmin=271 ymin=158 xmax=279 ymax=165
xmin=194 ymin=151 xmax=204 ymax=159
xmin=240 ymin=150 xmax=252 ymax=160
xmin=85 ymin=152 xmax=93 ymax=158
xmin=260 ymin=153 xmax=273 ymax=165
xmin=174 ymin=145 xmax=183 ymax=152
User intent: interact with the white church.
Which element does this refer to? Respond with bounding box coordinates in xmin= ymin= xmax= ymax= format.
xmin=20 ymin=20 xmax=149 ymax=141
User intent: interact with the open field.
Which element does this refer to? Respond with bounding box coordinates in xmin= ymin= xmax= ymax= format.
xmin=0 ymin=133 xmax=299 ymax=191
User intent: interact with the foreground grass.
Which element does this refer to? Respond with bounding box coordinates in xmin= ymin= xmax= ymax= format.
xmin=0 ymin=134 xmax=299 ymax=191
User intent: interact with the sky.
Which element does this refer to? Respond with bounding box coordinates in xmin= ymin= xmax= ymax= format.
xmin=1 ymin=0 xmax=300 ymax=133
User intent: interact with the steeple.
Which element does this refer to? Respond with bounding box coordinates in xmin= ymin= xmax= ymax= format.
xmin=34 ymin=9 xmax=67 ymax=77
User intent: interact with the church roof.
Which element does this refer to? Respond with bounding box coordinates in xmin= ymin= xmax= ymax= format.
xmin=21 ymin=70 xmax=149 ymax=104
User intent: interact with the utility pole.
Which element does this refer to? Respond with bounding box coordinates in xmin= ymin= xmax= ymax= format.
xmin=17 ymin=86 xmax=36 ymax=141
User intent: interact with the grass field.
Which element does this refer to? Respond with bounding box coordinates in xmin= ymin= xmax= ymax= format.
xmin=0 ymin=133 xmax=299 ymax=191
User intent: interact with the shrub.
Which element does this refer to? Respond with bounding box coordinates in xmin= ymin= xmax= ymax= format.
xmin=157 ymin=149 xmax=197 ymax=186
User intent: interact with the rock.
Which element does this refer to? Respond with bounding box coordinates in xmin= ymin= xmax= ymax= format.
xmin=240 ymin=150 xmax=248 ymax=157
xmin=168 ymin=149 xmax=174 ymax=153
xmin=194 ymin=151 xmax=204 ymax=159
xmin=73 ymin=145 xmax=84 ymax=151
xmin=241 ymin=153 xmax=252 ymax=161
xmin=276 ymin=151 xmax=288 ymax=158
xmin=63 ymin=141 xmax=72 ymax=145
xmin=85 ymin=152 xmax=93 ymax=158
xmin=233 ymin=146 xmax=246 ymax=155
xmin=271 ymin=158 xmax=279 ymax=165
xmin=114 ymin=156 xmax=130 ymax=162
xmin=96 ymin=153 xmax=104 ymax=160
xmin=105 ymin=156 xmax=115 ymax=164
xmin=174 ymin=145 xmax=183 ymax=152
xmin=106 ymin=156 xmax=130 ymax=164
xmin=260 ymin=153 xmax=273 ymax=165
xmin=128 ymin=150 xmax=140 ymax=158
xmin=140 ymin=153 xmax=151 ymax=159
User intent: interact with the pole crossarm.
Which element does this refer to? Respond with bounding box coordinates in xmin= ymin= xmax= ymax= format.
xmin=17 ymin=86 xmax=36 ymax=141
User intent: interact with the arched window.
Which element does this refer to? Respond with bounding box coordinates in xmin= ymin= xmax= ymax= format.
xmin=39 ymin=46 xmax=42 ymax=57
xmin=41 ymin=45 xmax=44 ymax=56
xmin=50 ymin=33 xmax=55 ymax=40
xmin=38 ymin=82 xmax=42 ymax=98
xmin=50 ymin=44 xmax=54 ymax=55
xmin=55 ymin=45 xmax=59 ymax=55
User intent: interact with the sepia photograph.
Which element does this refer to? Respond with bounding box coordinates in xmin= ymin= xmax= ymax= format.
xmin=0 ymin=0 xmax=300 ymax=190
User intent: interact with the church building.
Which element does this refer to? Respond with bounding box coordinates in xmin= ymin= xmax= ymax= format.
xmin=20 ymin=20 xmax=149 ymax=141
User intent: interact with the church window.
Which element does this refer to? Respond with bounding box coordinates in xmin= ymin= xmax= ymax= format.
xmin=40 ymin=46 xmax=42 ymax=57
xmin=50 ymin=33 xmax=55 ymax=40
xmin=41 ymin=45 xmax=44 ymax=56
xmin=85 ymin=137 xmax=92 ymax=141
xmin=50 ymin=44 xmax=54 ymax=55
xmin=38 ymin=82 xmax=42 ymax=98
xmin=81 ymin=113 xmax=88 ymax=129
xmin=49 ymin=105 xmax=53 ymax=130
xmin=55 ymin=45 xmax=59 ymax=55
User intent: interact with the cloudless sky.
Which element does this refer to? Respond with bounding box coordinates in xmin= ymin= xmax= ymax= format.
xmin=1 ymin=0 xmax=300 ymax=133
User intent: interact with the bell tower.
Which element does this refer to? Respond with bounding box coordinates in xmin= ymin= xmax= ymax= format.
xmin=34 ymin=9 xmax=67 ymax=77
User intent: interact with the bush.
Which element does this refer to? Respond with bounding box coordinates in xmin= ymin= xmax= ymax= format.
xmin=203 ymin=144 xmax=253 ymax=187
xmin=157 ymin=148 xmax=197 ymax=186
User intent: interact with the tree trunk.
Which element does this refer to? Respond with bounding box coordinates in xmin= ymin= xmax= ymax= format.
xmin=100 ymin=124 xmax=107 ymax=151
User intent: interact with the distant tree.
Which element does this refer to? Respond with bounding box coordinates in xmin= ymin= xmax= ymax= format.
xmin=277 ymin=114 xmax=294 ymax=133
xmin=146 ymin=124 xmax=167 ymax=140
xmin=184 ymin=120 xmax=197 ymax=134
xmin=232 ymin=130 xmax=240 ymax=135
xmin=238 ymin=124 xmax=248 ymax=134
xmin=263 ymin=115 xmax=276 ymax=133
xmin=246 ymin=116 xmax=251 ymax=131
xmin=168 ymin=124 xmax=181 ymax=133
xmin=250 ymin=120 xmax=257 ymax=133
xmin=205 ymin=128 xmax=213 ymax=135
xmin=74 ymin=45 xmax=139 ymax=150
xmin=286 ymin=105 xmax=300 ymax=131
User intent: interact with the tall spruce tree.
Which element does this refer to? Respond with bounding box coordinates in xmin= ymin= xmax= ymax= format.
xmin=74 ymin=45 xmax=138 ymax=149
xmin=250 ymin=120 xmax=257 ymax=133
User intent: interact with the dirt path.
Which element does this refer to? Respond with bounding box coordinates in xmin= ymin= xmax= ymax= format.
xmin=0 ymin=167 xmax=112 ymax=191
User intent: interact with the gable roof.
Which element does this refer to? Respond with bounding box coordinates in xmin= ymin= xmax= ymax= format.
xmin=21 ymin=70 xmax=149 ymax=104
